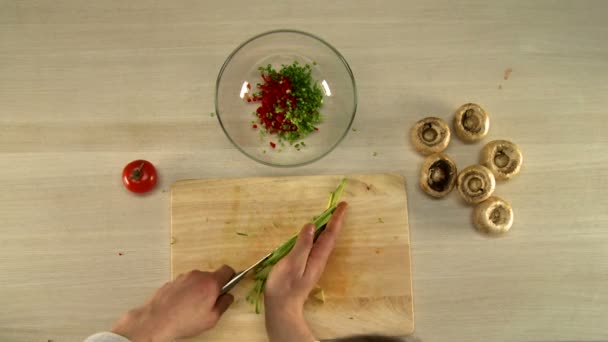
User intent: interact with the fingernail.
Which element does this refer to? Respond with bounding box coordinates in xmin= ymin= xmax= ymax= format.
xmin=307 ymin=226 xmax=315 ymax=235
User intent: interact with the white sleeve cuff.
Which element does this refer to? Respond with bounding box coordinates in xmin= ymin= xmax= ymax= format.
xmin=84 ymin=332 xmax=131 ymax=342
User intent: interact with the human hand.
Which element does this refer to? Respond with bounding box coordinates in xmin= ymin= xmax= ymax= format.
xmin=264 ymin=202 xmax=348 ymax=342
xmin=111 ymin=265 xmax=235 ymax=342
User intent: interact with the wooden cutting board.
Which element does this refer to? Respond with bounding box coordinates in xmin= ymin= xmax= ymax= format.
xmin=170 ymin=173 xmax=414 ymax=341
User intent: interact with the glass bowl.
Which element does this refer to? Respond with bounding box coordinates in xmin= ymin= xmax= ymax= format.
xmin=215 ymin=30 xmax=357 ymax=167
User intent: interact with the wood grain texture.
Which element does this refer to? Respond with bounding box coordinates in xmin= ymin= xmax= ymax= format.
xmin=1 ymin=1 xmax=607 ymax=341
xmin=170 ymin=174 xmax=413 ymax=341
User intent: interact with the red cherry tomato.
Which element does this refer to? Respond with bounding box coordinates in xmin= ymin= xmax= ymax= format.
xmin=122 ymin=160 xmax=158 ymax=193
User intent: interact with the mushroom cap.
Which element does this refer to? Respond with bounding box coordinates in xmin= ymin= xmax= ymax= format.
xmin=456 ymin=164 xmax=496 ymax=204
xmin=453 ymin=103 xmax=490 ymax=143
xmin=481 ymin=140 xmax=523 ymax=180
xmin=410 ymin=117 xmax=451 ymax=155
xmin=419 ymin=153 xmax=458 ymax=198
xmin=473 ymin=196 xmax=514 ymax=235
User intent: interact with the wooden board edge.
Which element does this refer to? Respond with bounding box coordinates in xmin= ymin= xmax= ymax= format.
xmin=401 ymin=174 xmax=415 ymax=335
xmin=170 ymin=173 xmax=406 ymax=189
xmin=169 ymin=180 xmax=186 ymax=279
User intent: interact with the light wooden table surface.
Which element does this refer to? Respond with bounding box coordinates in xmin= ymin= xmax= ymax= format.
xmin=1 ymin=1 xmax=607 ymax=341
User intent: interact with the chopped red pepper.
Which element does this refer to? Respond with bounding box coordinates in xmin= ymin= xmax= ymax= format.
xmin=270 ymin=142 xmax=276 ymax=149
xmin=252 ymin=124 xmax=258 ymax=129
xmin=251 ymin=74 xmax=298 ymax=135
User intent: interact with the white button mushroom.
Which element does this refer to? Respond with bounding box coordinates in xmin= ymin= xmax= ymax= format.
xmin=410 ymin=117 xmax=451 ymax=155
xmin=419 ymin=153 xmax=458 ymax=198
xmin=456 ymin=164 xmax=496 ymax=204
xmin=453 ymin=103 xmax=490 ymax=143
xmin=473 ymin=196 xmax=514 ymax=235
xmin=480 ymin=140 xmax=523 ymax=180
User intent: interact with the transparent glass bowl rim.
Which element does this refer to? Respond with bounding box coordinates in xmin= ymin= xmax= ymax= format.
xmin=214 ymin=29 xmax=358 ymax=167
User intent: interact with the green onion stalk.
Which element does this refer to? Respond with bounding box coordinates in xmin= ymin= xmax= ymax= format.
xmin=246 ymin=178 xmax=347 ymax=313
